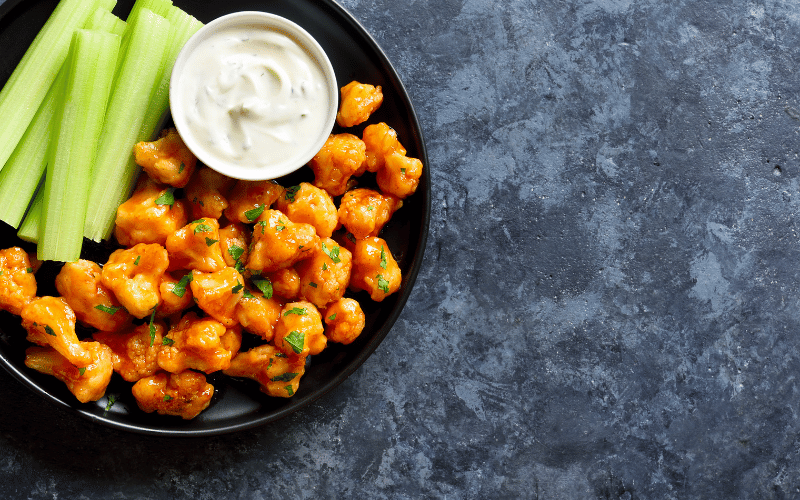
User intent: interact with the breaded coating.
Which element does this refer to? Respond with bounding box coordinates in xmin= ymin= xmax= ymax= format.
xmin=55 ymin=259 xmax=131 ymax=332
xmin=101 ymin=243 xmax=169 ymax=319
xmin=274 ymin=182 xmax=338 ymax=238
xmin=246 ymin=209 xmax=319 ymax=273
xmin=134 ymin=128 xmax=197 ymax=188
xmin=114 ymin=176 xmax=188 ymax=247
xmin=349 ymin=236 xmax=402 ymax=302
xmin=337 ymin=188 xmax=402 ymax=240
xmin=0 ymin=247 xmax=36 ymax=316
xmin=132 ymin=370 xmax=214 ymax=420
xmin=362 ymin=122 xmax=406 ymax=173
xmin=157 ymin=312 xmax=242 ymax=374
xmin=309 ymin=133 xmax=366 ymax=196
xmin=165 ymin=218 xmax=227 ymax=273
xmin=21 ymin=296 xmax=92 ymax=368
xmin=24 ymin=341 xmax=113 ymax=403
xmin=189 ymin=267 xmax=245 ymax=327
xmin=273 ymin=301 xmax=326 ymax=357
xmin=295 ymin=238 xmax=352 ymax=309
xmin=224 ymin=179 xmax=284 ymax=223
xmin=323 ymin=298 xmax=366 ymax=345
xmin=93 ymin=321 xmax=165 ymax=382
xmin=336 ymin=81 xmax=383 ymax=127
xmin=224 ymin=344 xmax=306 ymax=398
xmin=183 ymin=166 xmax=235 ymax=220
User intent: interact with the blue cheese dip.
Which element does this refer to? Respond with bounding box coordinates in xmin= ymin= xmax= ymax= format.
xmin=171 ymin=12 xmax=337 ymax=180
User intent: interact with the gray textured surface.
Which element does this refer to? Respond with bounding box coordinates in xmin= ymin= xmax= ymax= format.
xmin=4 ymin=0 xmax=800 ymax=498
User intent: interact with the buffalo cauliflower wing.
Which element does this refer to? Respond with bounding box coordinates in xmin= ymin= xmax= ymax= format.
xmin=295 ymin=238 xmax=352 ymax=309
xmin=165 ymin=218 xmax=227 ymax=273
xmin=55 ymin=259 xmax=132 ymax=332
xmin=0 ymin=247 xmax=36 ymax=316
xmin=101 ymin=243 xmax=169 ymax=319
xmin=189 ymin=267 xmax=245 ymax=327
xmin=273 ymin=301 xmax=326 ymax=357
xmin=157 ymin=312 xmax=242 ymax=374
xmin=337 ymin=188 xmax=402 ymax=240
xmin=348 ymin=236 xmax=402 ymax=302
xmin=223 ymin=179 xmax=284 ymax=224
xmin=21 ymin=296 xmax=93 ymax=368
xmin=93 ymin=321 xmax=165 ymax=382
xmin=24 ymin=341 xmax=113 ymax=403
xmin=274 ymin=182 xmax=338 ymax=238
xmin=323 ymin=298 xmax=366 ymax=345
xmin=336 ymin=80 xmax=383 ymax=128
xmin=133 ymin=128 xmax=197 ymax=188
xmin=131 ymin=370 xmax=214 ymax=419
xmin=224 ymin=344 xmax=306 ymax=398
xmin=114 ymin=176 xmax=189 ymax=247
xmin=246 ymin=209 xmax=319 ymax=273
xmin=309 ymin=133 xmax=366 ymax=196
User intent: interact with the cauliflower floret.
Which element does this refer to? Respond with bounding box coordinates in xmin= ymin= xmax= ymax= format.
xmin=274 ymin=182 xmax=338 ymax=238
xmin=93 ymin=321 xmax=165 ymax=382
xmin=246 ymin=209 xmax=319 ymax=273
xmin=21 ymin=296 xmax=93 ymax=368
xmin=55 ymin=260 xmax=132 ymax=332
xmin=273 ymin=301 xmax=326 ymax=357
xmin=101 ymin=243 xmax=169 ymax=319
xmin=157 ymin=312 xmax=242 ymax=374
xmin=361 ymin=122 xmax=406 ymax=173
xmin=223 ymin=179 xmax=284 ymax=223
xmin=166 ymin=218 xmax=227 ymax=273
xmin=114 ymin=176 xmax=189 ymax=247
xmin=295 ymin=238 xmax=352 ymax=309
xmin=134 ymin=128 xmax=197 ymax=188
xmin=265 ymin=268 xmax=300 ymax=300
xmin=235 ymin=287 xmax=282 ymax=341
xmin=25 ymin=342 xmax=113 ymax=403
xmin=0 ymin=247 xmax=36 ymax=316
xmin=183 ymin=166 xmax=235 ymax=220
xmin=189 ymin=267 xmax=245 ymax=327
xmin=349 ymin=236 xmax=402 ymax=302
xmin=309 ymin=133 xmax=366 ymax=196
xmin=337 ymin=188 xmax=402 ymax=239
xmin=323 ymin=298 xmax=365 ymax=345
xmin=157 ymin=272 xmax=194 ymax=320
xmin=376 ymin=151 xmax=423 ymax=199
xmin=132 ymin=370 xmax=214 ymax=420
xmin=336 ymin=81 xmax=383 ymax=127
xmin=224 ymin=344 xmax=306 ymax=398
xmin=219 ymin=222 xmax=250 ymax=270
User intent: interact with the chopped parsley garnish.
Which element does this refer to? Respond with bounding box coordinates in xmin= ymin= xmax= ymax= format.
xmin=194 ymin=222 xmax=212 ymax=234
xmin=228 ymin=245 xmax=244 ymax=263
xmin=284 ymin=307 xmax=307 ymax=316
xmin=321 ymin=242 xmax=341 ymax=263
xmin=328 ymin=313 xmax=337 ymax=321
xmin=346 ymin=232 xmax=357 ymax=244
xmin=78 ymin=367 xmax=86 ymax=376
xmin=275 ymin=352 xmax=288 ymax=358
xmin=205 ymin=237 xmax=218 ymax=246
xmin=400 ymin=167 xmax=407 ymax=174
xmin=178 ymin=162 xmax=186 ymax=173
xmin=148 ymin=308 xmax=157 ymax=346
xmin=244 ymin=205 xmax=265 ymax=222
xmin=154 ymin=189 xmax=175 ymax=207
xmin=380 ymin=245 xmax=388 ymax=269
xmin=232 ymin=281 xmax=244 ymax=294
xmin=284 ymin=330 xmax=304 ymax=354
xmin=252 ymin=278 xmax=273 ymax=299
xmin=26 ymin=267 xmax=33 ymax=273
xmin=94 ymin=304 xmax=121 ymax=315
xmin=242 ymin=289 xmax=255 ymax=299
xmin=171 ymin=274 xmax=193 ymax=298
xmin=270 ymin=372 xmax=298 ymax=382
xmin=367 ymin=205 xmax=375 ymax=211
xmin=377 ymin=274 xmax=390 ymax=293
xmin=163 ymin=395 xmax=173 ymax=401
xmin=322 ymin=263 xmax=328 ymax=271
xmin=44 ymin=325 xmax=56 ymax=336
xmin=162 ymin=337 xmax=174 ymax=346
xmin=104 ymin=395 xmax=117 ymax=412
xmin=285 ymin=185 xmax=300 ymax=202
xmin=285 ymin=385 xmax=294 ymax=396
xmin=133 ymin=255 xmax=141 ymax=266
xmin=309 ymin=282 xmax=317 ymax=288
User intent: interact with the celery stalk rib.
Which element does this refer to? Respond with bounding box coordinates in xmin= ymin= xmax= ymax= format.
xmin=17 ymin=186 xmax=43 ymax=244
xmin=0 ymin=0 xmax=110 ymax=171
xmin=39 ymin=30 xmax=121 ymax=262
xmin=84 ymin=8 xmax=172 ymax=242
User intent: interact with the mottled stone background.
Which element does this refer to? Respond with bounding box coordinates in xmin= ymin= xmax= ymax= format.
xmin=4 ymin=0 xmax=800 ymax=498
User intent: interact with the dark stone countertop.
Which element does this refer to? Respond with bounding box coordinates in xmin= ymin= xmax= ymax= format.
xmin=3 ymin=0 xmax=800 ymax=498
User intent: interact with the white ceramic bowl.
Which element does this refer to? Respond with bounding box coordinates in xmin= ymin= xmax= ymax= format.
xmin=170 ymin=11 xmax=337 ymax=180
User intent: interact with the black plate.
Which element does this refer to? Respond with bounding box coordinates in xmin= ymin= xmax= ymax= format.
xmin=0 ymin=0 xmax=429 ymax=436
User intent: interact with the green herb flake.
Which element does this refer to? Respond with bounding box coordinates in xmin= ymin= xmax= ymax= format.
xmin=252 ymin=278 xmax=273 ymax=299
xmin=163 ymin=394 xmax=173 ymax=402
xmin=346 ymin=232 xmax=356 ymax=244
xmin=328 ymin=313 xmax=337 ymax=321
xmin=377 ymin=274 xmax=390 ymax=293
xmin=284 ymin=307 xmax=307 ymax=316
xmin=284 ymin=331 xmax=305 ymax=354
xmin=133 ymin=255 xmax=141 ymax=266
xmin=162 ymin=337 xmax=174 ymax=346
xmin=401 ymin=167 xmax=407 ymax=174
xmin=242 ymin=289 xmax=255 ymax=299
xmin=322 ymin=263 xmax=328 ymax=271
xmin=194 ymin=223 xmax=212 ymax=234
xmin=285 ymin=185 xmax=301 ymax=202
xmin=228 ymin=245 xmax=244 ymax=262
xmin=94 ymin=304 xmax=121 ymax=315
xmin=367 ymin=205 xmax=375 ymax=211
xmin=380 ymin=245 xmax=388 ymax=269
xmin=285 ymin=385 xmax=294 ymax=396
xmin=244 ymin=205 xmax=265 ymax=222
xmin=309 ymin=282 xmax=318 ymax=288
xmin=205 ymin=237 xmax=218 ymax=246
xmin=270 ymin=372 xmax=298 ymax=382
xmin=178 ymin=162 xmax=186 ymax=173
xmin=172 ymin=274 xmax=193 ymax=298
xmin=104 ymin=395 xmax=117 ymax=412
xmin=26 ymin=267 xmax=33 ymax=273
xmin=232 ymin=281 xmax=244 ymax=294
xmin=44 ymin=325 xmax=56 ymax=336
xmin=154 ymin=188 xmax=175 ymax=207
xmin=78 ymin=367 xmax=86 ymax=376
xmin=148 ymin=308 xmax=157 ymax=346
xmin=321 ymin=242 xmax=341 ymax=263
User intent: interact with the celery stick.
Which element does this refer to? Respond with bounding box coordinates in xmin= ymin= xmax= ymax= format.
xmin=0 ymin=68 xmax=64 ymax=228
xmin=39 ymin=30 xmax=121 ymax=262
xmin=141 ymin=6 xmax=203 ymax=139
xmin=84 ymin=8 xmax=172 ymax=242
xmin=86 ymin=7 xmax=127 ymax=36
xmin=17 ymin=186 xmax=43 ymax=244
xmin=0 ymin=0 xmax=110 ymax=171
